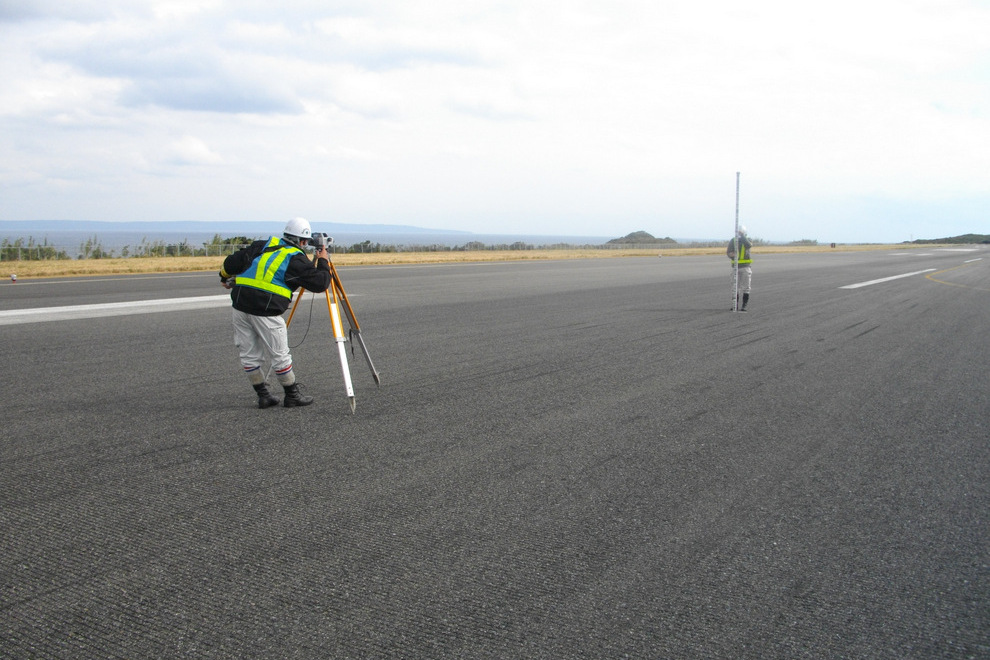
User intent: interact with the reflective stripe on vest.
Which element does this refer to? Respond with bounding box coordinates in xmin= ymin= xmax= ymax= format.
xmin=235 ymin=237 xmax=304 ymax=299
xmin=734 ymin=242 xmax=752 ymax=265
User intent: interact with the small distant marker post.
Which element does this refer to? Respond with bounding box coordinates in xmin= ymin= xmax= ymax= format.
xmin=10 ymin=274 xmax=16 ymax=284
xmin=732 ymin=172 xmax=741 ymax=313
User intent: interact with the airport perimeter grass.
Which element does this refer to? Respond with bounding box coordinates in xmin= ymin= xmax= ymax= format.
xmin=4 ymin=243 xmax=928 ymax=279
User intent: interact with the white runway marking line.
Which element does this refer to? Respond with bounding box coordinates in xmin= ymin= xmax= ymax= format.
xmin=840 ymin=269 xmax=937 ymax=290
xmin=964 ymin=258 xmax=983 ymax=263
xmin=4 ymin=273 xmax=215 ymax=286
xmin=0 ymin=294 xmax=232 ymax=326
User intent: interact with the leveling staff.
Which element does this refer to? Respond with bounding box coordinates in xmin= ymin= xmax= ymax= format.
xmin=219 ymin=217 xmax=331 ymax=408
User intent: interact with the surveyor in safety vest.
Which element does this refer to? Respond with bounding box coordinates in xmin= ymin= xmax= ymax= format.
xmin=727 ymin=225 xmax=753 ymax=312
xmin=219 ymin=217 xmax=331 ymax=408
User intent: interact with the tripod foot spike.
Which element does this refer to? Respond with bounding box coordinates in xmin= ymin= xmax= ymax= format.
xmin=348 ymin=396 xmax=356 ymax=414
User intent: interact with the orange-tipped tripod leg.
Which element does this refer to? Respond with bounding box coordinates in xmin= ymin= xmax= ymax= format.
xmin=325 ymin=283 xmax=356 ymax=413
xmin=329 ymin=262 xmax=381 ymax=387
xmin=284 ymin=258 xmax=379 ymax=413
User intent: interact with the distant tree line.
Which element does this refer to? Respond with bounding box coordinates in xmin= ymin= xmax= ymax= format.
xmin=1 ymin=233 xmax=613 ymax=260
xmin=3 ymin=230 xmax=863 ymax=262
xmin=1 ymin=237 xmax=70 ymax=261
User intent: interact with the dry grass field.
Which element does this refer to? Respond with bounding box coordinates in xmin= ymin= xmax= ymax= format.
xmin=3 ymin=243 xmax=929 ymax=279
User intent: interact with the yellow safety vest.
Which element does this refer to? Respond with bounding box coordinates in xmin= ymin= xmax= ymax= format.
xmin=732 ymin=241 xmax=752 ymax=265
xmin=235 ymin=237 xmax=304 ymax=299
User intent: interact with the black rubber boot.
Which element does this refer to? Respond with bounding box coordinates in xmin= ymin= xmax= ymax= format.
xmin=253 ymin=383 xmax=280 ymax=409
xmin=741 ymin=293 xmax=750 ymax=311
xmin=283 ymin=383 xmax=314 ymax=408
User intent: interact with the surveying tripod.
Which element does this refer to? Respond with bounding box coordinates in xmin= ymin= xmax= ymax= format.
xmin=285 ymin=256 xmax=380 ymax=413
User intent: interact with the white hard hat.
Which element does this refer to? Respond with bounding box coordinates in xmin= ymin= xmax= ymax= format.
xmin=284 ymin=217 xmax=312 ymax=240
xmin=737 ymin=225 xmax=748 ymax=236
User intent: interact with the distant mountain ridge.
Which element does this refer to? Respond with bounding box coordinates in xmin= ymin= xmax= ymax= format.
xmin=0 ymin=220 xmax=472 ymax=235
xmin=907 ymin=233 xmax=990 ymax=244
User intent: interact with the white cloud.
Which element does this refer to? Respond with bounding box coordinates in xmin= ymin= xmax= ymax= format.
xmin=164 ymin=135 xmax=223 ymax=166
xmin=150 ymin=0 xmax=222 ymax=22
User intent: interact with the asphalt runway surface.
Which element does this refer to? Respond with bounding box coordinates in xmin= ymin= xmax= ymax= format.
xmin=1 ymin=248 xmax=988 ymax=659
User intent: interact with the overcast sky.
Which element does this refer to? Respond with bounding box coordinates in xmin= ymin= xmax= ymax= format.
xmin=1 ymin=1 xmax=987 ymax=242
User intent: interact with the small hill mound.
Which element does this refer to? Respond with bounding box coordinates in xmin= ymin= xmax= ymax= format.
xmin=607 ymin=231 xmax=678 ymax=245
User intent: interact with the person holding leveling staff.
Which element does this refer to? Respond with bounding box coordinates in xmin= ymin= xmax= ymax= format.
xmin=727 ymin=225 xmax=753 ymax=312
xmin=219 ymin=217 xmax=331 ymax=408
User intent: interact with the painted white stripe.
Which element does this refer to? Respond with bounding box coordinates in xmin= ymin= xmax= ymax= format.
xmin=0 ymin=294 xmax=231 ymax=326
xmin=840 ymin=269 xmax=937 ymax=290
xmin=4 ymin=273 xmax=212 ymax=287
xmin=964 ymin=258 xmax=983 ymax=263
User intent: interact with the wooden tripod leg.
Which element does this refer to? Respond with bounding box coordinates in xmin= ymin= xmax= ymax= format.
xmin=330 ymin=264 xmax=381 ymax=386
xmin=285 ymin=288 xmax=304 ymax=328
